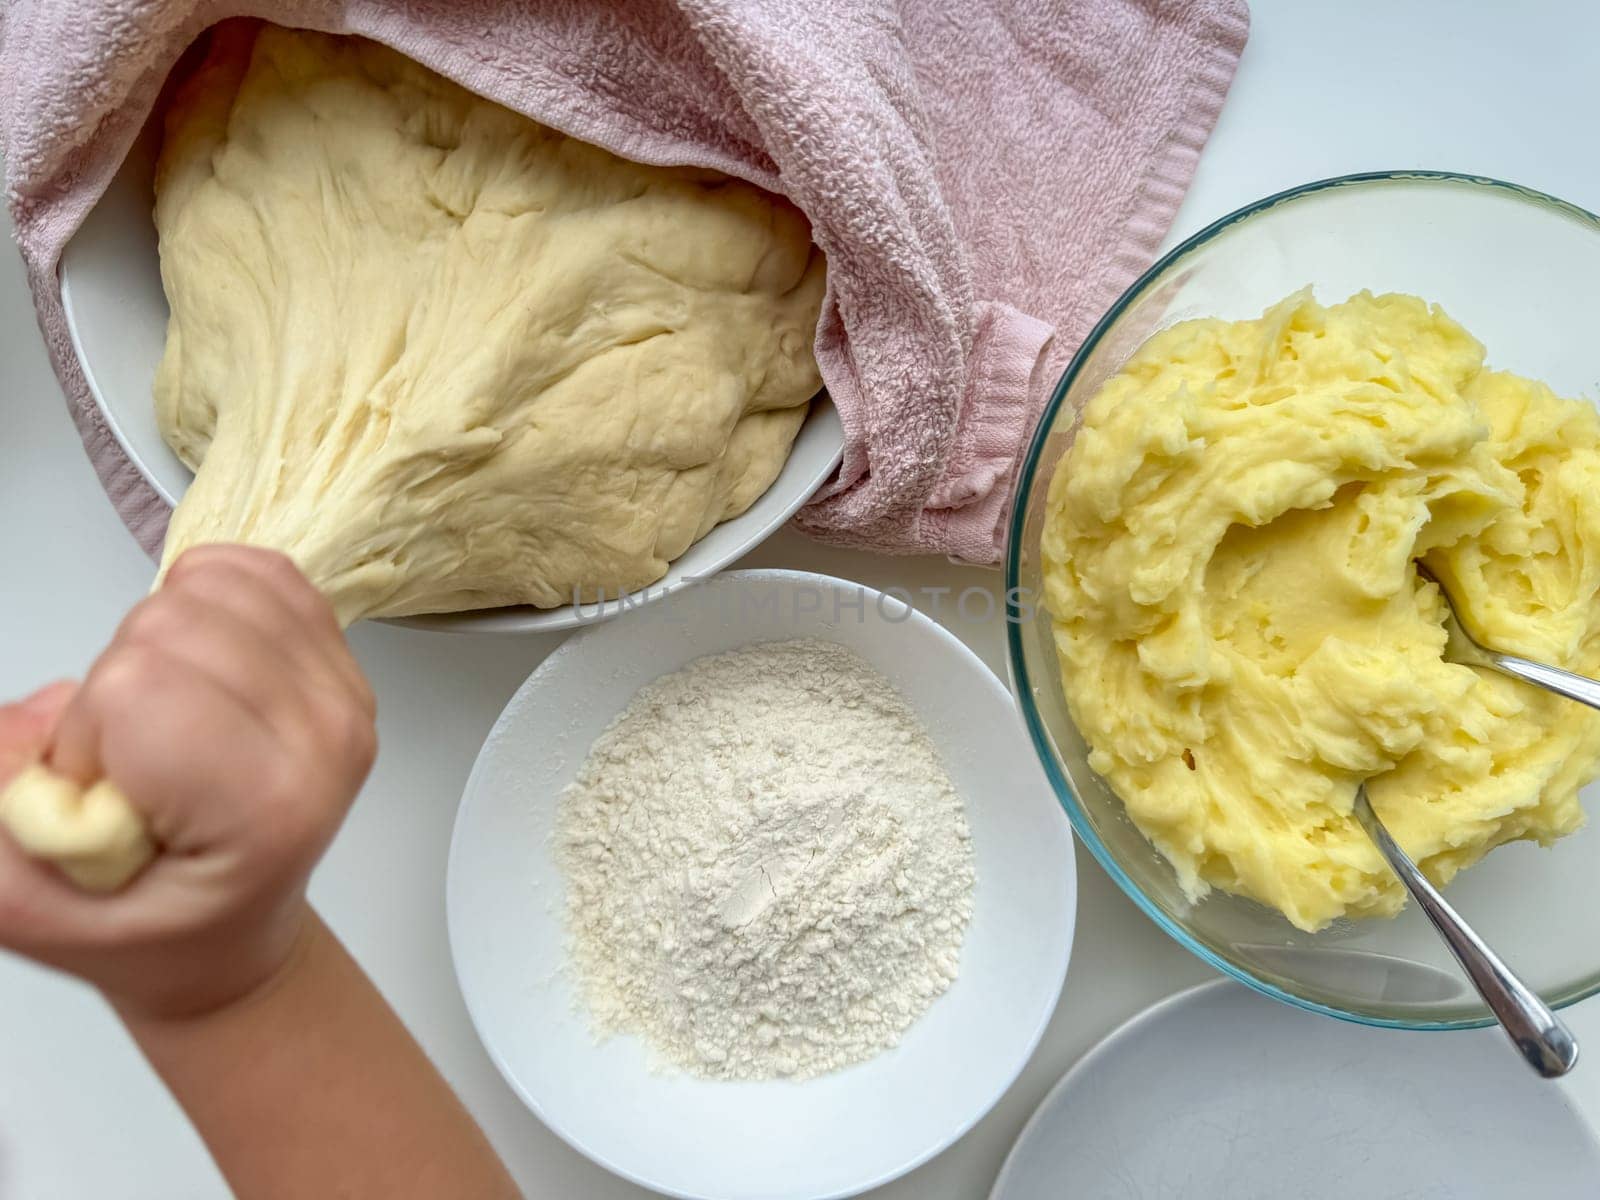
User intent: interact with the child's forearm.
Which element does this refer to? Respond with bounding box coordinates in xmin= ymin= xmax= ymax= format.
xmin=117 ymin=906 xmax=522 ymax=1200
xmin=0 ymin=557 xmax=508 ymax=1196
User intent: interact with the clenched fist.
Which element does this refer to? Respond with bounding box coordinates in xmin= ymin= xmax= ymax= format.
xmin=0 ymin=546 xmax=376 ymax=1019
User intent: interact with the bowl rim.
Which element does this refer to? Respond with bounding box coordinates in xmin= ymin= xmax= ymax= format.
xmin=1002 ymin=168 xmax=1600 ymax=1032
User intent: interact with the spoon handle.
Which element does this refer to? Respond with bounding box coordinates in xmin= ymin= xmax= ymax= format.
xmin=1485 ymin=653 xmax=1600 ymax=712
xmin=1353 ymin=788 xmax=1578 ymax=1078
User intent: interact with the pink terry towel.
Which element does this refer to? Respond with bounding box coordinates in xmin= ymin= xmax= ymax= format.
xmin=1 ymin=0 xmax=1247 ymax=564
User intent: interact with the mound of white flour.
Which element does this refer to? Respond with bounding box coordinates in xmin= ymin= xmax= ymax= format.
xmin=556 ymin=639 xmax=976 ymax=1079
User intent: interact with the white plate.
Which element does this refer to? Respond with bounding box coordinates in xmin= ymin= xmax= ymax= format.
xmin=447 ymin=570 xmax=1078 ymax=1199
xmin=57 ymin=125 xmax=844 ymax=634
xmin=992 ymin=979 xmax=1600 ymax=1200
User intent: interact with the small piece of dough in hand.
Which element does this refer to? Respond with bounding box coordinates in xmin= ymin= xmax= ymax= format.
xmin=0 ymin=765 xmax=154 ymax=891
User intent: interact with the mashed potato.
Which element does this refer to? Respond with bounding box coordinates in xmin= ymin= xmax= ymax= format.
xmin=1041 ymin=290 xmax=1600 ymax=931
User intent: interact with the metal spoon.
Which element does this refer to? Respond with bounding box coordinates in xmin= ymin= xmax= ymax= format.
xmin=1352 ymin=785 xmax=1578 ymax=1077
xmin=1418 ymin=561 xmax=1600 ymax=710
xmin=1358 ymin=562 xmax=1595 ymax=1076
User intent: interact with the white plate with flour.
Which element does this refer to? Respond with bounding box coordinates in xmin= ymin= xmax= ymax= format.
xmin=992 ymin=979 xmax=1600 ymax=1200
xmin=447 ymin=569 xmax=1077 ymax=1199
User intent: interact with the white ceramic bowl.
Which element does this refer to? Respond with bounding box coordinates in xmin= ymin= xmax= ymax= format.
xmin=58 ymin=126 xmax=845 ymax=634
xmin=991 ymin=980 xmax=1600 ymax=1200
xmin=447 ymin=570 xmax=1077 ymax=1200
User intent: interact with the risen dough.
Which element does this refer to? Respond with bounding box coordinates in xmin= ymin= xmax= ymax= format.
xmin=1043 ymin=290 xmax=1600 ymax=931
xmin=154 ymin=24 xmax=825 ymax=623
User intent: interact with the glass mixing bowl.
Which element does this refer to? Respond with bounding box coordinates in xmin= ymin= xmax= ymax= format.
xmin=1005 ymin=171 xmax=1600 ymax=1029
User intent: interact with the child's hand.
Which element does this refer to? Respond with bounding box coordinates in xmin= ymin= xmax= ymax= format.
xmin=2 ymin=549 xmax=517 ymax=1198
xmin=0 ymin=546 xmax=376 ymax=1020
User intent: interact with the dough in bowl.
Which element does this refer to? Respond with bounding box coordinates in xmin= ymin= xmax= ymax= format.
xmin=153 ymin=23 xmax=825 ymax=624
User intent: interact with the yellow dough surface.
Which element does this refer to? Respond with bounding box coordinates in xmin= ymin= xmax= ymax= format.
xmin=0 ymin=766 xmax=154 ymax=891
xmin=1042 ymin=289 xmax=1600 ymax=931
xmin=153 ymin=24 xmax=825 ymax=623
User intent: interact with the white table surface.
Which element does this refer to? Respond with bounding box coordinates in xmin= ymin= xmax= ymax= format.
xmin=3 ymin=2 xmax=1599 ymax=1196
